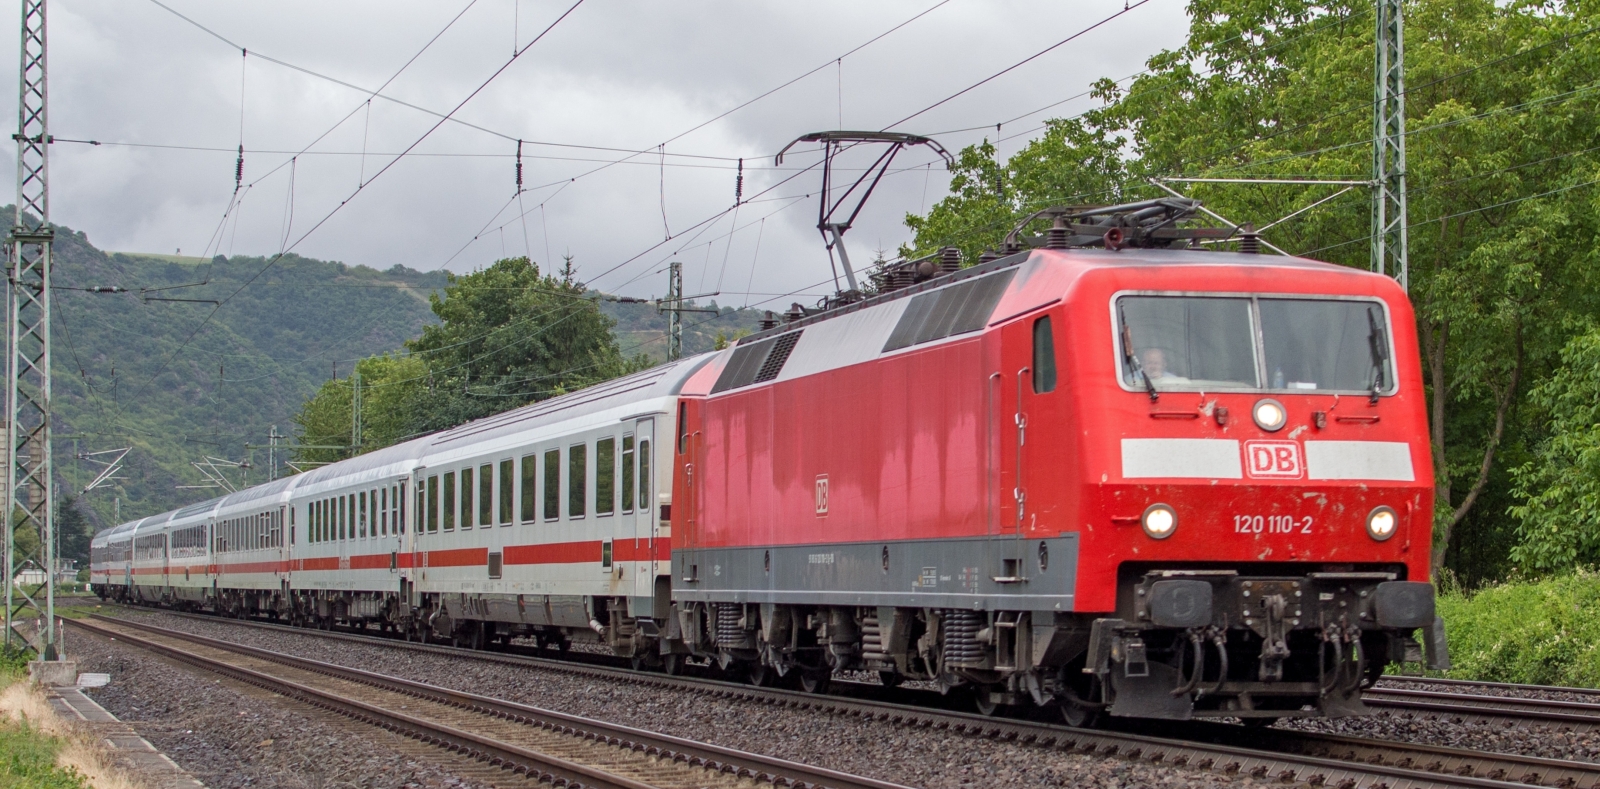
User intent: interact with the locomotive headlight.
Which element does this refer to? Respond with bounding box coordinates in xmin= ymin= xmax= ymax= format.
xmin=1142 ymin=503 xmax=1177 ymax=540
xmin=1252 ymin=398 xmax=1288 ymax=432
xmin=1366 ymin=506 xmax=1398 ymax=541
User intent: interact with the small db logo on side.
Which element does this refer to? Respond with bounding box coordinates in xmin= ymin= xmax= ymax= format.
xmin=1244 ymin=440 xmax=1303 ymax=479
xmin=815 ymin=475 xmax=829 ymax=516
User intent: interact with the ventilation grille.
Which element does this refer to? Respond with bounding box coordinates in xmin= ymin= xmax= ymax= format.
xmin=884 ymin=270 xmax=1016 ymax=352
xmin=711 ymin=330 xmax=803 ymax=393
xmin=754 ymin=332 xmax=801 ymax=383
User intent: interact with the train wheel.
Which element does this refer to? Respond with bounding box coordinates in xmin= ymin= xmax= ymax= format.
xmin=662 ymin=654 xmax=685 ymax=676
xmin=748 ymin=663 xmax=775 ymax=687
xmin=974 ymin=686 xmax=1001 ymax=717
xmin=1059 ymin=701 xmax=1099 ymax=728
xmin=800 ymin=669 xmax=831 ymax=695
xmin=878 ymin=671 xmax=902 ymax=689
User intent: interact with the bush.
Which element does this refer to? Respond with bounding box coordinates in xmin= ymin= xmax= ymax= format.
xmin=0 ymin=644 xmax=31 ymax=674
xmin=1438 ymin=571 xmax=1600 ymax=687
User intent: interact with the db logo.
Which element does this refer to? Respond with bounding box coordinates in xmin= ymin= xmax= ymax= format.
xmin=1244 ymin=440 xmax=1303 ymax=479
xmin=815 ymin=474 xmax=830 ymax=516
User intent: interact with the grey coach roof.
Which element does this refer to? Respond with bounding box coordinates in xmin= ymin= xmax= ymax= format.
xmin=428 ymin=353 xmax=714 ymax=451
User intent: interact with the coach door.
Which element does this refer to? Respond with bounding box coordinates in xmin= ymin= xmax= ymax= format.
xmin=629 ymin=419 xmax=657 ymax=603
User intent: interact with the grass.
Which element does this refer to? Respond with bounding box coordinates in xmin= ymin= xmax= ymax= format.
xmin=1437 ymin=570 xmax=1600 ymax=687
xmin=0 ymin=670 xmax=149 ymax=789
xmin=0 ymin=671 xmax=92 ymax=789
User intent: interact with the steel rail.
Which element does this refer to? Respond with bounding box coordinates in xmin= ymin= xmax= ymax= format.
xmin=73 ymin=615 xmax=909 ymax=789
xmin=1380 ymin=674 xmax=1600 ymax=699
xmin=84 ymin=610 xmax=1562 ymax=789
xmin=70 ymin=617 xmax=649 ymax=789
xmin=1363 ymin=686 xmax=1600 ymax=728
xmin=1163 ymin=721 xmax=1600 ymax=789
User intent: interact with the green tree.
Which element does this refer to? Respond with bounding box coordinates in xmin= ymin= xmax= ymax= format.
xmin=56 ymin=496 xmax=92 ymax=568
xmin=292 ymin=257 xmax=649 ymax=464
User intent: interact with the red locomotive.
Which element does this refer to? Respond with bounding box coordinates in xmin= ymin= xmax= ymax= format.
xmin=93 ymin=197 xmax=1446 ymax=725
xmin=670 ymin=198 xmax=1446 ymax=721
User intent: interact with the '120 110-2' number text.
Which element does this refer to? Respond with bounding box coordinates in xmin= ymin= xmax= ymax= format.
xmin=1233 ymin=514 xmax=1312 ymax=534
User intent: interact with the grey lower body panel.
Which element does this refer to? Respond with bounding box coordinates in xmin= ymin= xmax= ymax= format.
xmin=440 ymin=593 xmax=593 ymax=628
xmin=672 ymin=535 xmax=1078 ymax=612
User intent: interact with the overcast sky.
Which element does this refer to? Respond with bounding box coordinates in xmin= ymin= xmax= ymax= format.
xmin=15 ymin=0 xmax=1189 ymax=309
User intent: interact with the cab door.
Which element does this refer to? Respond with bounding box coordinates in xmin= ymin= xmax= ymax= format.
xmin=995 ymin=310 xmax=1065 ymax=582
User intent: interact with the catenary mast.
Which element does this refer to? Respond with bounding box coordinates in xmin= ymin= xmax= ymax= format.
xmin=5 ymin=0 xmax=53 ymax=657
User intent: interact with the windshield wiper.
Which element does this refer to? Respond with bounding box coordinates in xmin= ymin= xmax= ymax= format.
xmin=1366 ymin=307 xmax=1389 ymax=405
xmin=1119 ymin=306 xmax=1159 ymax=402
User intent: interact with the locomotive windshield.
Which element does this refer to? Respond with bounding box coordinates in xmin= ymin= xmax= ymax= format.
xmin=1117 ymin=294 xmax=1394 ymax=394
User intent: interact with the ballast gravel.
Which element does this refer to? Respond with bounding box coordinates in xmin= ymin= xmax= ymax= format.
xmin=67 ymin=627 xmax=497 ymax=789
xmin=98 ymin=608 xmax=1252 ymax=788
xmin=1283 ymin=707 xmax=1600 ymax=764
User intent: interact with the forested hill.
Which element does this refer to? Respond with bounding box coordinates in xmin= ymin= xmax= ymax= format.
xmin=44 ymin=217 xmax=761 ymax=531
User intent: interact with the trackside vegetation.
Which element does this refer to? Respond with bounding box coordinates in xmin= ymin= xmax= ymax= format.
xmin=0 ymin=670 xmax=90 ymax=789
xmin=1436 ymin=573 xmax=1600 ymax=687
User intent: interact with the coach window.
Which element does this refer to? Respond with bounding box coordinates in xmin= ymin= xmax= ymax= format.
xmin=677 ymin=402 xmax=688 ymax=454
xmin=621 ymin=436 xmax=635 ymax=514
xmin=359 ymin=491 xmax=368 ymax=538
xmin=1033 ymin=315 xmax=1057 ymax=394
xmin=398 ymin=483 xmax=406 ymax=533
xmin=369 ymin=490 xmax=378 ymax=537
xmin=499 ymin=460 xmax=514 ymax=526
xmin=639 ymin=438 xmax=652 ymax=511
xmin=479 ymin=464 xmax=494 ymax=526
xmin=569 ymin=444 xmax=587 ymax=519
xmin=427 ymin=475 xmax=440 ymax=532
xmin=460 ymin=467 xmax=474 ymax=529
xmin=337 ymin=498 xmax=346 ymax=541
xmin=443 ymin=471 xmax=457 ymax=531
xmin=379 ymin=488 xmax=388 ymax=536
xmin=596 ymin=438 xmax=615 ymax=517
xmin=543 ymin=449 xmax=560 ymax=521
xmin=520 ymin=454 xmax=538 ymax=523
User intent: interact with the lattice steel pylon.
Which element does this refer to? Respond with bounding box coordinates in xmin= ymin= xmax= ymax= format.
xmin=4 ymin=0 xmax=54 ymax=658
xmin=663 ymin=261 xmax=683 ymax=361
xmin=1371 ymin=0 xmax=1408 ymax=290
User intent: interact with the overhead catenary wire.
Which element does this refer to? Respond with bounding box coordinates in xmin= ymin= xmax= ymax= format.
xmin=883 ymin=0 xmax=1154 ymax=131
xmin=115 ymin=0 xmax=587 ymax=420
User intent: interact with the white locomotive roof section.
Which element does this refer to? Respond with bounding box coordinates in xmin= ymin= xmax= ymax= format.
xmin=423 ymin=353 xmax=714 ymax=460
xmin=294 ymin=433 xmax=432 ymax=496
xmin=775 ymin=298 xmax=910 ymax=383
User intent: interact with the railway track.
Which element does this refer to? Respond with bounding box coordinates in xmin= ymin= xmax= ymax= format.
xmin=1362 ymin=685 xmax=1600 ymax=729
xmin=82 ymin=609 xmax=1600 ymax=789
xmin=68 ymin=615 xmax=907 ymax=789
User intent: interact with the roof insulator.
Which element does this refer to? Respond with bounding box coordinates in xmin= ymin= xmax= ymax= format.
xmin=1239 ymin=223 xmax=1261 ymax=254
xmin=1047 ymin=216 xmax=1069 ymax=250
xmin=939 ymin=246 xmax=962 ymax=273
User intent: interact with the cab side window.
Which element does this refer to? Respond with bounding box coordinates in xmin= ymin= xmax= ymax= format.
xmin=1033 ymin=315 xmax=1058 ymax=394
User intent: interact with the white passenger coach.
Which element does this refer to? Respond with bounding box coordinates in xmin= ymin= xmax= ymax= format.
xmin=91 ymin=356 xmax=709 ymax=656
